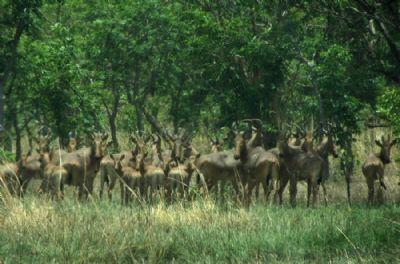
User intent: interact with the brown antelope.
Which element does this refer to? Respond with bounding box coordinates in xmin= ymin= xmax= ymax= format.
xmin=190 ymin=145 xmax=243 ymax=200
xmin=146 ymin=134 xmax=166 ymax=198
xmin=99 ymin=151 xmax=134 ymax=201
xmin=135 ymin=134 xmax=166 ymax=202
xmin=242 ymin=119 xmax=281 ymax=202
xmin=39 ymin=129 xmax=77 ymax=195
xmin=362 ymin=135 xmax=397 ymax=204
xmin=113 ymin=152 xmax=141 ymax=204
xmin=0 ymin=163 xmax=22 ymax=196
xmin=277 ymin=136 xmax=324 ymax=207
xmin=0 ymin=152 xmax=39 ymax=196
xmin=164 ymin=128 xmax=194 ymax=200
xmin=17 ymin=152 xmax=43 ymax=195
xmin=39 ymin=151 xmax=68 ymax=200
xmin=301 ymin=131 xmax=338 ymax=205
xmin=45 ymin=132 xmax=110 ymax=200
xmin=127 ymin=132 xmax=149 ymax=200
xmin=233 ymin=127 xmax=280 ymax=205
xmin=35 ymin=127 xmax=52 ymax=155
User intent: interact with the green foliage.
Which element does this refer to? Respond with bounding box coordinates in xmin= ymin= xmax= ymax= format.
xmin=377 ymin=87 xmax=400 ymax=133
xmin=0 ymin=0 xmax=399 ymax=150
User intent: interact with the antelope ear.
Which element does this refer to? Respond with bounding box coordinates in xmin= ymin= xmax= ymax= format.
xmin=375 ymin=140 xmax=383 ymax=147
xmin=120 ymin=154 xmax=125 ymax=162
xmin=102 ymin=133 xmax=109 ymax=141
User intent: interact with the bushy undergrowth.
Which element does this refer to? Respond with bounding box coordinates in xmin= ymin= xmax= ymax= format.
xmin=0 ymin=195 xmax=399 ymax=263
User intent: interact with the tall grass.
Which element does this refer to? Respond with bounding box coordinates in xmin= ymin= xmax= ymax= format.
xmin=0 ymin=195 xmax=399 ymax=263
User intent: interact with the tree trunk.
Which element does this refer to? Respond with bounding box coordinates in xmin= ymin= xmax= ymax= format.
xmin=340 ymin=136 xmax=354 ymax=205
xmin=136 ymin=110 xmax=144 ymax=133
xmin=109 ymin=114 xmax=118 ymax=150
xmin=125 ymin=89 xmax=172 ymax=142
xmin=0 ymin=20 xmax=25 ymax=143
xmin=13 ymin=112 xmax=21 ymax=161
xmin=109 ymin=84 xmax=120 ymax=150
xmin=26 ymin=126 xmax=33 ymax=152
xmin=170 ymin=74 xmax=184 ymax=133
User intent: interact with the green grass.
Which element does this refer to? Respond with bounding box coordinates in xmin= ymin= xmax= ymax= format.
xmin=0 ymin=194 xmax=399 ymax=263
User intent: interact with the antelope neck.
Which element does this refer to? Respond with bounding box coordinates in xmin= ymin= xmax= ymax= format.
xmin=239 ymin=147 xmax=249 ymax=163
xmin=317 ymin=144 xmax=329 ymax=159
xmin=378 ymin=151 xmax=389 ymax=165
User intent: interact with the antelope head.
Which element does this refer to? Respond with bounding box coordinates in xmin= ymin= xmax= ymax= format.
xmin=169 ymin=127 xmax=190 ymax=163
xmin=67 ymin=131 xmax=78 ymax=152
xmin=376 ymin=135 xmax=398 ymax=164
xmin=91 ymin=132 xmax=109 ymax=159
xmin=232 ymin=122 xmax=247 ymax=161
xmin=301 ymin=131 xmax=314 ymax=153
xmin=35 ymin=127 xmax=52 ymax=155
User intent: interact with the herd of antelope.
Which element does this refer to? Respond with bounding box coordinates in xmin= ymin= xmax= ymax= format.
xmin=0 ymin=120 xmax=397 ymax=206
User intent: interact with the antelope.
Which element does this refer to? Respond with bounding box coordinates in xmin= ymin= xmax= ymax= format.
xmin=39 ymin=151 xmax=68 ymax=200
xmin=35 ymin=127 xmax=53 ymax=155
xmin=277 ymin=136 xmax=324 ymax=207
xmin=362 ymin=135 xmax=397 ymax=204
xmin=35 ymin=128 xmax=61 ymax=194
xmin=99 ymin=151 xmax=134 ymax=201
xmin=18 ymin=152 xmax=43 ymax=195
xmin=0 ymin=152 xmax=39 ymax=196
xmin=164 ymin=128 xmax=194 ymax=200
xmin=113 ymin=152 xmax=141 ymax=204
xmin=190 ymin=146 xmax=243 ymax=200
xmin=0 ymin=163 xmax=22 ymax=196
xmin=186 ymin=125 xmax=248 ymax=200
xmin=0 ymin=153 xmax=33 ymax=196
xmin=301 ymin=130 xmax=338 ymax=204
xmin=233 ymin=126 xmax=280 ymax=205
xmin=44 ymin=132 xmax=110 ymax=200
xmin=140 ymin=134 xmax=166 ymax=200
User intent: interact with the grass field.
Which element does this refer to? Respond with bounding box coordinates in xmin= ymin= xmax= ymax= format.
xmin=0 ymin=183 xmax=399 ymax=263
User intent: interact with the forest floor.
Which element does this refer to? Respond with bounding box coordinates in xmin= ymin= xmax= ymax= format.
xmin=0 ymin=174 xmax=399 ymax=263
